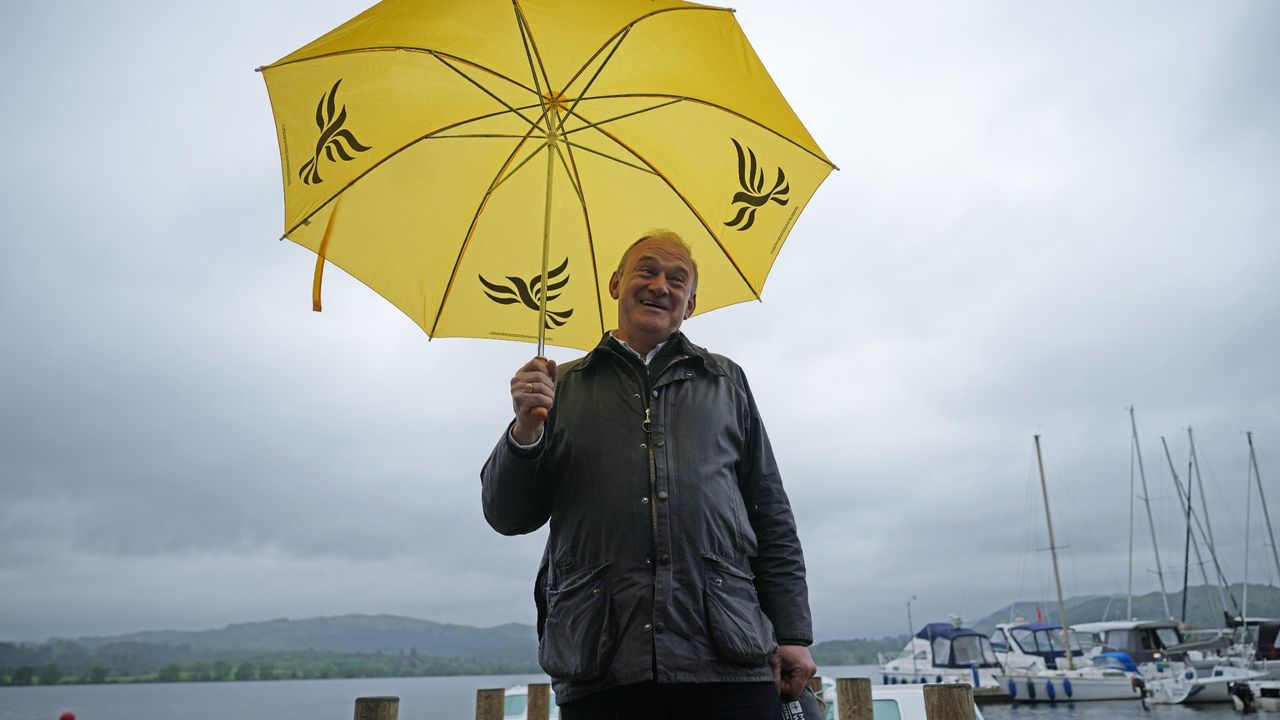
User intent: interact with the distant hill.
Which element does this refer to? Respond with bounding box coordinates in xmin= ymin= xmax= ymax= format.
xmin=971 ymin=583 xmax=1280 ymax=634
xmin=74 ymin=614 xmax=537 ymax=663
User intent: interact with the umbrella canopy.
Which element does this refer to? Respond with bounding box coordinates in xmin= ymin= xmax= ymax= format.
xmin=261 ymin=0 xmax=835 ymax=351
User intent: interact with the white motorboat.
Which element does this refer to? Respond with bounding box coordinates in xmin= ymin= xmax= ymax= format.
xmin=988 ymin=621 xmax=1088 ymax=672
xmin=877 ymin=621 xmax=1003 ymax=690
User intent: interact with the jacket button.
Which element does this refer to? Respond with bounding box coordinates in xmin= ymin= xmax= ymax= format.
xmin=633 ymin=393 xmax=640 ymax=399
xmin=714 ymin=577 xmax=723 ymax=586
xmin=644 ymin=558 xmax=652 ymax=566
xmin=651 ymin=390 xmax=658 ymax=398
xmin=641 ymin=496 xmax=650 ymax=504
xmin=655 ymin=621 xmax=665 ymax=632
xmin=640 ymin=443 xmax=647 ymax=449
xmin=659 ymin=553 xmax=670 ymax=564
xmin=657 ymin=490 xmax=669 ymax=500
xmin=655 ymin=437 xmax=665 ymax=447
xmin=644 ymin=623 xmax=653 ymax=632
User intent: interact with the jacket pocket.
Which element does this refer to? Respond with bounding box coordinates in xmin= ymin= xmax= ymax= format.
xmin=539 ymin=561 xmax=613 ymax=682
xmin=703 ymin=553 xmax=777 ymax=665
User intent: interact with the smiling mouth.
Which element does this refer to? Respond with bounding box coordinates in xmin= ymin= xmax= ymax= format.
xmin=639 ymin=299 xmax=668 ymax=310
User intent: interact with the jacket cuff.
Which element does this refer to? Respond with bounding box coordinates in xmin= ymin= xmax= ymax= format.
xmin=505 ymin=420 xmax=544 ymax=459
xmin=776 ymin=638 xmax=812 ymax=647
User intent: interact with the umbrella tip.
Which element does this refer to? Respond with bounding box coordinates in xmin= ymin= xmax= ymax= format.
xmin=254 ymin=65 xmax=265 ymax=73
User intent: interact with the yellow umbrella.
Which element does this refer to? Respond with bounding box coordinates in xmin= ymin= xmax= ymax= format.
xmin=260 ymin=0 xmax=835 ymax=353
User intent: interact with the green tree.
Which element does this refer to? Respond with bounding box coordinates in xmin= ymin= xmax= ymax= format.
xmin=158 ymin=663 xmax=182 ymax=682
xmin=37 ymin=664 xmax=62 ymax=685
xmin=12 ymin=666 xmax=35 ymax=686
xmin=89 ymin=666 xmax=109 ymax=684
xmin=211 ymin=660 xmax=231 ymax=681
xmin=234 ymin=661 xmax=258 ymax=681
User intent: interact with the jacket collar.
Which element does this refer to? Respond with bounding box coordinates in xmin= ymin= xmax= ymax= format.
xmin=574 ymin=331 xmax=726 ymax=376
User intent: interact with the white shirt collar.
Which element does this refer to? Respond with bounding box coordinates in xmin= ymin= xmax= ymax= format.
xmin=610 ymin=331 xmax=668 ymax=366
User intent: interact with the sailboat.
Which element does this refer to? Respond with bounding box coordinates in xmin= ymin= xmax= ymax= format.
xmin=992 ymin=436 xmax=1193 ymax=704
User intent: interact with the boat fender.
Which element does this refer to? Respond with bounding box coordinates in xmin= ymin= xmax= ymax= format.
xmin=1063 ymin=678 xmax=1072 ymax=698
xmin=1184 ymin=670 xmax=1194 ymax=681
xmin=935 ymin=675 xmax=942 ymax=684
xmin=970 ymin=664 xmax=980 ymax=688
xmin=1027 ymin=679 xmax=1036 ymax=701
xmin=1007 ymin=679 xmax=1017 ymax=699
xmin=1047 ymin=680 xmax=1056 ymax=701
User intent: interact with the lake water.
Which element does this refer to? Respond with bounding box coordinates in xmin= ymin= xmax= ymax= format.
xmin=0 ymin=666 xmax=1242 ymax=720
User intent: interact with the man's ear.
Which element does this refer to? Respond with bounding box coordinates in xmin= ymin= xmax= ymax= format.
xmin=608 ymin=271 xmax=620 ymax=300
xmin=683 ymin=291 xmax=697 ymax=319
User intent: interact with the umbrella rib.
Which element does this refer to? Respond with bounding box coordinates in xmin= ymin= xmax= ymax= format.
xmin=490 ymin=143 xmax=552 ymax=194
xmin=431 ymin=53 xmax=544 ymax=133
xmin=561 ymin=97 xmax=685 ymax=139
xmin=560 ymin=5 xmax=731 ymax=93
xmin=567 ymin=93 xmax=838 ymax=170
xmin=573 ymin=111 xmax=762 ymax=300
xmin=264 ymin=47 xmax=538 ymax=99
xmin=554 ymin=27 xmax=631 ymax=136
xmin=558 ymin=138 xmax=655 ymax=176
xmin=555 ymin=141 xmax=607 ymax=339
xmin=427 ymin=128 xmax=543 ymax=338
xmin=512 ymin=1 xmax=553 ymax=116
xmin=285 ymin=108 xmax=539 ymax=237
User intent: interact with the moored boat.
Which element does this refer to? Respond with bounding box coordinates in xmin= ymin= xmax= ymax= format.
xmin=877 ymin=621 xmax=1003 ymax=690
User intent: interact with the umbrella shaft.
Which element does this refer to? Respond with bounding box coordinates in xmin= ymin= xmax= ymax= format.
xmin=537 ymin=126 xmax=558 ymax=357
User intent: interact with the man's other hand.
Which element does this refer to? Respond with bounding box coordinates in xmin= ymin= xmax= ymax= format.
xmin=772 ymin=644 xmax=817 ymax=699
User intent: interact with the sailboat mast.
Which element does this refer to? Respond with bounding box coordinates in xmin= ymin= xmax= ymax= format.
xmin=1248 ymin=432 xmax=1280 ymax=584
xmin=1190 ymin=427 xmax=1236 ymax=622
xmin=1128 ymin=435 xmax=1136 ymax=620
xmin=1131 ymin=407 xmax=1174 ymax=619
xmin=1035 ymin=435 xmax=1075 ymax=671
xmin=1161 ymin=436 xmax=1194 ymax=623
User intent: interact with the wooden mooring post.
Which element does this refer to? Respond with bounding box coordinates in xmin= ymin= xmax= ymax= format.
xmin=923 ymin=684 xmax=976 ymax=720
xmin=527 ymin=683 xmax=551 ymax=720
xmin=475 ymin=687 xmax=505 ymax=720
xmin=836 ymin=677 xmax=873 ymax=720
xmin=354 ymin=696 xmax=398 ymax=720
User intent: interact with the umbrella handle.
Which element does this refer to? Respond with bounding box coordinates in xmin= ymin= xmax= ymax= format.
xmin=530 ymin=354 xmax=551 ymax=421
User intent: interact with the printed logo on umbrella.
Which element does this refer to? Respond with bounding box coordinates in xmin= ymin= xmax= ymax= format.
xmin=479 ymin=258 xmax=574 ymax=330
xmin=298 ymin=79 xmax=372 ymax=185
xmin=724 ymin=139 xmax=790 ymax=232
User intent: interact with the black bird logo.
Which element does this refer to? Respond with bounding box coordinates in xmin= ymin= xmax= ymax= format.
xmin=479 ymin=258 xmax=574 ymax=329
xmin=724 ymin=139 xmax=790 ymax=231
xmin=298 ymin=79 xmax=372 ymax=185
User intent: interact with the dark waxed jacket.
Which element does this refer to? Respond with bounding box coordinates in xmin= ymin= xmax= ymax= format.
xmin=481 ymin=332 xmax=811 ymax=704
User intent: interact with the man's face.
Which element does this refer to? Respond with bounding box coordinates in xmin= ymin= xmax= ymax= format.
xmin=609 ymin=237 xmax=698 ymax=351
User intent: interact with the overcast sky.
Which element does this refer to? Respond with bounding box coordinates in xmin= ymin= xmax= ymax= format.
xmin=2 ymin=0 xmax=1277 ymax=645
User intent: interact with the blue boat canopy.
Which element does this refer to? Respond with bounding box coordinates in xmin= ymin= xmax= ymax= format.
xmin=916 ymin=623 xmax=959 ymax=640
xmin=927 ymin=629 xmax=1000 ymax=668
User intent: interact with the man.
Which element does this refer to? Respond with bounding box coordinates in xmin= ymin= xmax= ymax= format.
xmin=482 ymin=230 xmax=814 ymax=719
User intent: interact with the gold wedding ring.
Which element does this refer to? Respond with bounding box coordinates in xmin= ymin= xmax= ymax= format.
xmin=525 ymin=383 xmax=535 ymax=393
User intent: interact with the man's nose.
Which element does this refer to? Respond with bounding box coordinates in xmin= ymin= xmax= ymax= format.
xmin=646 ymin=274 xmax=670 ymax=294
